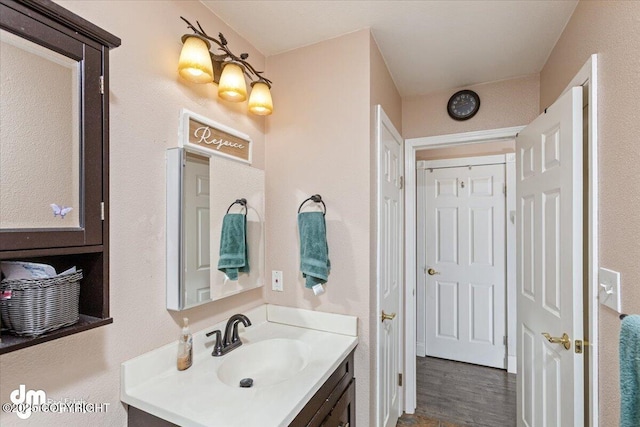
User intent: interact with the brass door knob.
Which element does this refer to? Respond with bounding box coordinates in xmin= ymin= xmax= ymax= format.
xmin=541 ymin=332 xmax=571 ymax=350
xmin=381 ymin=310 xmax=396 ymax=322
xmin=427 ymin=268 xmax=440 ymax=276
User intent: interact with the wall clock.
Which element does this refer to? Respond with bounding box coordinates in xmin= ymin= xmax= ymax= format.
xmin=447 ymin=89 xmax=480 ymax=121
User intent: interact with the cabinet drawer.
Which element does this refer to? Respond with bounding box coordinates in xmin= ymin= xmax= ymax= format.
xmin=321 ymin=379 xmax=355 ymax=427
xmin=289 ymin=350 xmax=355 ymax=427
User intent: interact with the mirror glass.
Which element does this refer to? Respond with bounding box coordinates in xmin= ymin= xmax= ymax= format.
xmin=183 ymin=152 xmax=211 ymax=306
xmin=0 ymin=29 xmax=81 ymax=230
xmin=166 ymin=149 xmax=264 ymax=311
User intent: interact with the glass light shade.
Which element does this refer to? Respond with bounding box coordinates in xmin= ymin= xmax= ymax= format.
xmin=248 ymin=82 xmax=273 ymax=115
xmin=218 ymin=62 xmax=247 ymax=102
xmin=178 ymin=36 xmax=213 ymax=84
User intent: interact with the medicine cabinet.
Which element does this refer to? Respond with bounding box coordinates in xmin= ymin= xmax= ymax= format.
xmin=166 ymin=148 xmax=265 ymax=311
xmin=0 ymin=0 xmax=120 ymax=354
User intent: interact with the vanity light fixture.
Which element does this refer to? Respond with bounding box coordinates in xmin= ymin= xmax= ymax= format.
xmin=178 ymin=17 xmax=273 ymax=116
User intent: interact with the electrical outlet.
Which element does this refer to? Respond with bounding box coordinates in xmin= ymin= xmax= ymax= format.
xmin=272 ymin=271 xmax=283 ymax=292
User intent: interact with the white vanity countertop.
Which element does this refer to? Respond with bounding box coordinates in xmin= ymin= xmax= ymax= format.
xmin=121 ymin=304 xmax=358 ymax=427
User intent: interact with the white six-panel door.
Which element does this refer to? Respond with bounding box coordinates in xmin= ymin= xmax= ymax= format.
xmin=424 ymin=162 xmax=506 ymax=368
xmin=376 ymin=106 xmax=403 ymax=427
xmin=516 ymin=87 xmax=583 ymax=426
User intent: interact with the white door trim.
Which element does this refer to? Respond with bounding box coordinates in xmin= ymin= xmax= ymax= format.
xmin=417 ymin=154 xmax=507 ymax=169
xmin=403 ymin=55 xmax=598 ymax=425
xmin=405 ymin=127 xmax=522 ymax=412
xmin=420 ymin=156 xmax=509 ymax=369
xmin=416 ymin=154 xmax=516 ymax=373
xmin=505 ymin=152 xmax=516 ymax=373
xmin=556 ymin=53 xmax=599 ymax=427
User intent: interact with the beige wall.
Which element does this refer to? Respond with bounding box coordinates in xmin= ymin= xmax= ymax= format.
xmin=540 ymin=2 xmax=640 ymax=424
xmin=403 ymin=75 xmax=540 ymax=139
xmin=265 ymin=29 xmax=374 ymax=425
xmin=370 ymin=35 xmax=402 ymax=132
xmin=0 ymin=1 xmax=266 ymax=426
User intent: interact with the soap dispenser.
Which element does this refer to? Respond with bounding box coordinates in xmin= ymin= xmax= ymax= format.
xmin=177 ymin=317 xmax=193 ymax=371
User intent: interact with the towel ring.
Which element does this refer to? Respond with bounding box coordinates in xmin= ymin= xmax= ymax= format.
xmin=298 ymin=194 xmax=326 ymax=215
xmin=226 ymin=198 xmax=247 ymax=214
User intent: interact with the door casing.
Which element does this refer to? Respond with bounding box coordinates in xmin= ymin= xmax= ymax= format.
xmin=416 ymin=155 xmax=515 ymax=372
xmin=403 ymin=55 xmax=598 ymax=425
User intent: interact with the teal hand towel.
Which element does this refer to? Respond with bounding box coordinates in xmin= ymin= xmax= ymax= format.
xmin=217 ymin=213 xmax=249 ymax=281
xmin=620 ymin=314 xmax=640 ymax=427
xmin=298 ymin=212 xmax=330 ymax=288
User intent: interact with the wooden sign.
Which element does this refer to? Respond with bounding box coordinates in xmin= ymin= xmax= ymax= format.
xmin=179 ymin=109 xmax=252 ymax=164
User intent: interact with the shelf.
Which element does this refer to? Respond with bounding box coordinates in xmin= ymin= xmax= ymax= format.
xmin=0 ymin=245 xmax=104 ymax=260
xmin=0 ymin=315 xmax=112 ymax=355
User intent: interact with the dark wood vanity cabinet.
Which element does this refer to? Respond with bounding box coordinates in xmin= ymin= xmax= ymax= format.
xmin=290 ymin=350 xmax=355 ymax=427
xmin=318 ymin=380 xmax=355 ymax=427
xmin=0 ymin=0 xmax=120 ymax=354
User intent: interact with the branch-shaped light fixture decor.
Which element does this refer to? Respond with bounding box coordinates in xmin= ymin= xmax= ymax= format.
xmin=178 ymin=17 xmax=273 ymax=116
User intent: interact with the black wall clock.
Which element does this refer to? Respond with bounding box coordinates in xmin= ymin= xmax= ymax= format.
xmin=447 ymin=89 xmax=480 ymax=121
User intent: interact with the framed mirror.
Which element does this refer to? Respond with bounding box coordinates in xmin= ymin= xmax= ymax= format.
xmin=0 ymin=2 xmax=105 ymax=251
xmin=166 ymin=148 xmax=265 ymax=311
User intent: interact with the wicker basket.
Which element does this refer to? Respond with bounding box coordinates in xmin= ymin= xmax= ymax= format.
xmin=0 ymin=270 xmax=82 ymax=337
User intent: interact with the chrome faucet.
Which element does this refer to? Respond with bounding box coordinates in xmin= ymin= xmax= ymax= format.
xmin=206 ymin=314 xmax=252 ymax=357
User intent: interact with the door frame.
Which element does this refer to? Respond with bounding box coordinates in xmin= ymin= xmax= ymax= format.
xmin=416 ymin=154 xmax=515 ymax=372
xmin=403 ymin=55 xmax=598 ymax=425
xmin=560 ymin=53 xmax=599 ymax=427
xmin=405 ymin=127 xmax=522 ymax=414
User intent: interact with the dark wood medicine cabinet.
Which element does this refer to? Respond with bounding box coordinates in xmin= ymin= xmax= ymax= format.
xmin=0 ymin=0 xmax=120 ymax=354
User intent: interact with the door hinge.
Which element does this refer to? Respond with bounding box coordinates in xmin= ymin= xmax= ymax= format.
xmin=100 ymin=202 xmax=105 ymax=221
xmin=503 ymin=183 xmax=507 ymax=196
xmin=398 ymin=373 xmax=403 ymax=387
xmin=503 ymin=336 xmax=507 ymax=346
xmin=399 ymin=176 xmax=404 ymax=190
xmin=99 ymin=76 xmax=104 ymax=94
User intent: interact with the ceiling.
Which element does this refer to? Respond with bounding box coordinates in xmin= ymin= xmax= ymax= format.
xmin=201 ymin=1 xmax=578 ymax=98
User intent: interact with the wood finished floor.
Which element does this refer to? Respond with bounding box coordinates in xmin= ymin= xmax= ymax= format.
xmin=397 ymin=356 xmax=516 ymax=427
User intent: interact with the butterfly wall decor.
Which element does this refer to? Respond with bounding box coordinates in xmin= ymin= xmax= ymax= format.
xmin=50 ymin=204 xmax=73 ymax=219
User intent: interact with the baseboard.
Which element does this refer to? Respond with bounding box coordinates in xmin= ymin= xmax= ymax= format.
xmin=508 ymin=355 xmax=517 ymax=374
xmin=416 ymin=342 xmax=426 ymax=357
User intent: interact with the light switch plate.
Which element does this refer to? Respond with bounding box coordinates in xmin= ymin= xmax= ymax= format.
xmin=272 ymin=270 xmax=283 ymax=292
xmin=598 ymin=267 xmax=621 ymax=312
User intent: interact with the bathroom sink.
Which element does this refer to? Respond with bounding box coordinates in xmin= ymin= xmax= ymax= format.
xmin=217 ymin=338 xmax=310 ymax=388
